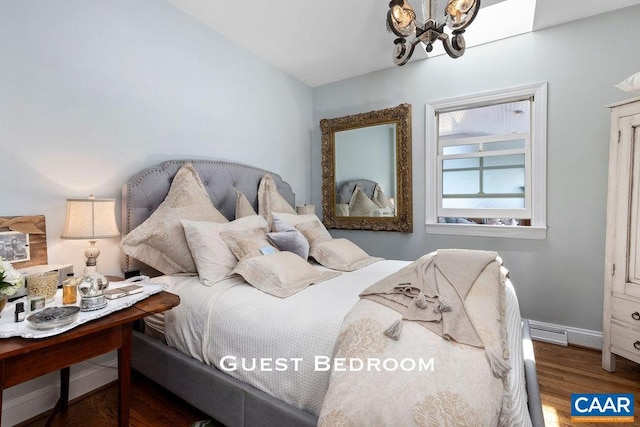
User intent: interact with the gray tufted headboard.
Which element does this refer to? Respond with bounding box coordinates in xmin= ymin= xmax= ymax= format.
xmin=336 ymin=179 xmax=379 ymax=205
xmin=121 ymin=159 xmax=295 ymax=274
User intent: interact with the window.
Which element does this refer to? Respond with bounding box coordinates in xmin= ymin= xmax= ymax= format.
xmin=425 ymin=83 xmax=547 ymax=239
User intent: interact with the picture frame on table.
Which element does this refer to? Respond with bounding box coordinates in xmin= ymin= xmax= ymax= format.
xmin=0 ymin=231 xmax=30 ymax=263
xmin=0 ymin=215 xmax=48 ymax=268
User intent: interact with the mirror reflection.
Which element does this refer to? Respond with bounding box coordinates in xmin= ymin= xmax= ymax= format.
xmin=334 ymin=123 xmax=397 ymax=217
xmin=320 ymin=103 xmax=413 ymax=233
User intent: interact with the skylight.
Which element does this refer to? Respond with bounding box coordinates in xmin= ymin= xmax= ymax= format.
xmin=426 ymin=0 xmax=535 ymax=57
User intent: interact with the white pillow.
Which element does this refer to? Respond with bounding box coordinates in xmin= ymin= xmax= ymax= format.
xmin=181 ymin=215 xmax=268 ymax=286
xmin=271 ymin=212 xmax=318 ymax=228
xmin=232 ymin=251 xmax=341 ymax=298
xmin=616 ymin=72 xmax=640 ymax=93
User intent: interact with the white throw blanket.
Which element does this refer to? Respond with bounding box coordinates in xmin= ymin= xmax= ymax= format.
xmin=318 ymin=250 xmax=512 ymax=426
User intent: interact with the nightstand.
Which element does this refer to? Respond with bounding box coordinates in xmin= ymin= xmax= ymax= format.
xmin=0 ymin=291 xmax=179 ymax=426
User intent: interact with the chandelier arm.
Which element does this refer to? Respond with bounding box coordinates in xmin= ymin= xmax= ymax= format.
xmin=441 ymin=31 xmax=466 ymax=59
xmin=392 ymin=37 xmax=421 ymax=66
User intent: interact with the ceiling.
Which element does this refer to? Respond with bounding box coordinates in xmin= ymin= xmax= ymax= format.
xmin=166 ymin=0 xmax=640 ymax=87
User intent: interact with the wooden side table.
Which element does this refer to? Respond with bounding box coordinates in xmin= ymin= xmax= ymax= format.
xmin=0 ymin=291 xmax=179 ymax=426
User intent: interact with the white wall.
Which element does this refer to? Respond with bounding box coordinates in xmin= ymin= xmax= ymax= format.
xmin=312 ymin=5 xmax=640 ymax=333
xmin=0 ymin=0 xmax=313 ymax=278
xmin=0 ymin=1 xmax=312 ymax=422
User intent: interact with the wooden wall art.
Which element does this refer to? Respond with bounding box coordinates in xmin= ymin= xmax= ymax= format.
xmin=0 ymin=215 xmax=48 ymax=268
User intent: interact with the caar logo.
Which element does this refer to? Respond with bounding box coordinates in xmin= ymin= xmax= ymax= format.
xmin=571 ymin=393 xmax=634 ymax=423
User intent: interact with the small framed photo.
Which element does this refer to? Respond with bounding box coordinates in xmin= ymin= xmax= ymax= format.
xmin=0 ymin=231 xmax=30 ymax=264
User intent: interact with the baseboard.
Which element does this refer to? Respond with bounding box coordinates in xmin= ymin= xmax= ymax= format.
xmin=1 ymin=355 xmax=118 ymax=426
xmin=527 ymin=319 xmax=602 ymax=350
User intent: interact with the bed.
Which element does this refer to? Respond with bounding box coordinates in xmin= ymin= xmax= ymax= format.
xmin=122 ymin=159 xmax=545 ymax=427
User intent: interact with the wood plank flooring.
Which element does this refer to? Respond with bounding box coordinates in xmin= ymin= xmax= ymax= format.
xmin=17 ymin=371 xmax=215 ymax=427
xmin=534 ymin=341 xmax=640 ymax=426
xmin=16 ymin=341 xmax=640 ymax=426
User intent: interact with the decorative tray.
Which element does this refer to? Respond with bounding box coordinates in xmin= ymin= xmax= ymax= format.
xmin=0 ymin=282 xmax=167 ymax=339
xmin=27 ymin=306 xmax=80 ymax=330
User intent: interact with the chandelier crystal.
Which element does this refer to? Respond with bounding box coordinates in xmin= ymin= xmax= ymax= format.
xmin=387 ymin=0 xmax=480 ymax=65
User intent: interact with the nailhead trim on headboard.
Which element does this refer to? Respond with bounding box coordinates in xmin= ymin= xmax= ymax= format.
xmin=121 ymin=159 xmax=295 ymax=274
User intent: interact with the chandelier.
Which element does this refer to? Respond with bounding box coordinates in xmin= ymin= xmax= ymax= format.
xmin=387 ymin=0 xmax=480 ymax=65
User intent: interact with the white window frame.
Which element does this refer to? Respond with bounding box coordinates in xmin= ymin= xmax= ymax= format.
xmin=425 ymin=82 xmax=547 ymax=239
xmin=438 ymin=132 xmax=531 ymax=219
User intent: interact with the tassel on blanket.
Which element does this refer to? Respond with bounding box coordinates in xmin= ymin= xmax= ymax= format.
xmin=415 ymin=291 xmax=428 ymax=309
xmin=485 ymin=348 xmax=510 ymax=379
xmin=434 ymin=298 xmax=451 ymax=313
xmin=384 ymin=319 xmax=403 ymax=341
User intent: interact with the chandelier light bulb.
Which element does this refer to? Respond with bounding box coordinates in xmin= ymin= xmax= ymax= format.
xmin=386 ymin=0 xmax=480 ymax=65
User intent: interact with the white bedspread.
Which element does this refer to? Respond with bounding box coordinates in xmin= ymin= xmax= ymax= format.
xmin=150 ymin=260 xmax=529 ymax=421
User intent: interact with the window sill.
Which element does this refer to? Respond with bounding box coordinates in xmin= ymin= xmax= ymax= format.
xmin=425 ymin=223 xmax=547 ymax=239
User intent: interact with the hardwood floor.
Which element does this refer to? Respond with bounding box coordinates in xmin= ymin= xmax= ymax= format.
xmin=17 ymin=371 xmax=216 ymax=427
xmin=16 ymin=341 xmax=640 ymax=426
xmin=534 ymin=341 xmax=640 ymax=426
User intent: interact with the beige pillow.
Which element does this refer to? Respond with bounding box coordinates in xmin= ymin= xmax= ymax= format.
xmin=309 ymin=238 xmax=382 ymax=271
xmin=295 ymin=218 xmax=333 ymax=245
xmin=348 ymin=186 xmax=379 ymax=216
xmin=181 ymin=215 xmax=268 ymax=286
xmin=336 ymin=204 xmax=350 ymax=216
xmin=232 ymin=251 xmax=341 ymax=298
xmin=235 ymin=189 xmax=258 ymax=219
xmin=221 ymin=227 xmax=278 ymax=261
xmin=258 ymin=174 xmax=296 ymax=229
xmin=372 ymin=185 xmax=392 ymax=209
xmin=120 ymin=163 xmax=228 ymax=275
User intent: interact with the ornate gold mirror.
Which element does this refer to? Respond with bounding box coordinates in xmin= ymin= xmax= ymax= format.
xmin=321 ymin=103 xmax=412 ymax=232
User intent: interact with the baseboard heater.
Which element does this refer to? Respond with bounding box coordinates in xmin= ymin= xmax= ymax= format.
xmin=528 ymin=321 xmax=568 ymax=346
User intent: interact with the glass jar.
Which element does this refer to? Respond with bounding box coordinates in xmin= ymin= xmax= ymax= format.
xmin=62 ymin=275 xmax=78 ymax=305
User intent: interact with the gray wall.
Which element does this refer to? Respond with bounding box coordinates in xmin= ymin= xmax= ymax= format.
xmin=312 ymin=5 xmax=640 ymax=332
xmin=0 ymin=0 xmax=312 ymax=277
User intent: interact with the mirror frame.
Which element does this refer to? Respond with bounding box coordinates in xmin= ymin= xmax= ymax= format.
xmin=320 ymin=103 xmax=413 ymax=232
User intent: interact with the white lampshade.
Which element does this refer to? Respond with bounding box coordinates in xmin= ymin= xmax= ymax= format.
xmin=61 ymin=195 xmax=120 ymax=240
xmin=61 ymin=195 xmax=120 ymax=274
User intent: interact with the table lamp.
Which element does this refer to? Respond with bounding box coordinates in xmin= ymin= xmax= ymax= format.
xmin=60 ymin=194 xmax=120 ymax=275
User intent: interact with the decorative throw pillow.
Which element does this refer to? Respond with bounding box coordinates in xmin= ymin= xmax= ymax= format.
xmin=295 ymin=218 xmax=333 ymax=246
xmin=120 ymin=163 xmax=228 ymax=275
xmin=372 ymin=185 xmax=393 ymax=209
xmin=348 ymin=186 xmax=379 ymax=216
xmin=232 ymin=251 xmax=341 ymax=298
xmin=267 ymin=216 xmax=310 ymax=259
xmin=258 ymin=174 xmax=296 ymax=229
xmin=335 ymin=204 xmax=350 ymax=217
xmin=221 ymin=227 xmax=278 ymax=261
xmin=236 ymin=188 xmax=258 ymax=219
xmin=235 ymin=189 xmax=258 ymax=219
xmin=181 ymin=215 xmax=268 ymax=286
xmin=309 ymin=238 xmax=383 ymax=271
